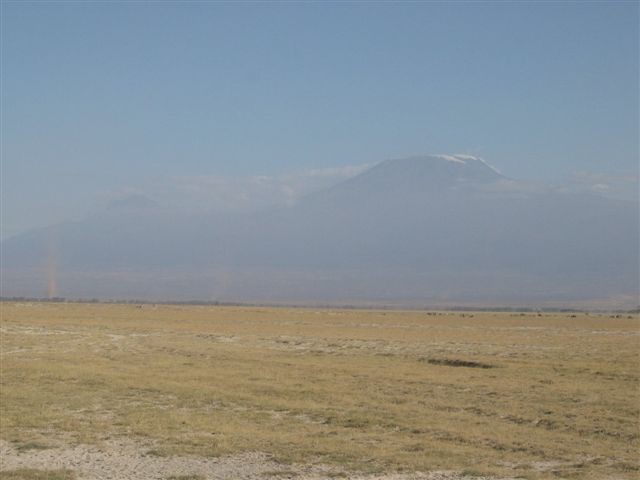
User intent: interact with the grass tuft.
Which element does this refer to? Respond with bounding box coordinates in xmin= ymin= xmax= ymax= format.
xmin=14 ymin=442 xmax=51 ymax=452
xmin=424 ymin=358 xmax=494 ymax=369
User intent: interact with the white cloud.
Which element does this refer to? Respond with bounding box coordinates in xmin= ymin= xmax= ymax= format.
xmin=567 ymin=170 xmax=639 ymax=199
xmin=293 ymin=164 xmax=372 ymax=179
xmin=110 ymin=163 xmax=374 ymax=214
xmin=99 ymin=158 xmax=638 ymax=218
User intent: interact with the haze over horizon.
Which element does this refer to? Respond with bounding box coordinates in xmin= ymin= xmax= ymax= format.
xmin=2 ymin=2 xmax=638 ymax=239
xmin=3 ymin=151 xmax=638 ymax=243
xmin=2 ymin=154 xmax=637 ymax=307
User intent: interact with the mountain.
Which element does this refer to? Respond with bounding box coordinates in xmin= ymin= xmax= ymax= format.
xmin=2 ymin=155 xmax=638 ymax=307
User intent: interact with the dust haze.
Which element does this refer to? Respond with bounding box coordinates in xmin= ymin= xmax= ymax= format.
xmin=2 ymin=155 xmax=637 ymax=309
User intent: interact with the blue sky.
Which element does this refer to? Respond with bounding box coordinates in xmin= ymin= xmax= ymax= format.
xmin=2 ymin=1 xmax=638 ymax=238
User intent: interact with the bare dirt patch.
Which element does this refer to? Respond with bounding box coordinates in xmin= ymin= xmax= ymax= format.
xmin=0 ymin=440 xmax=516 ymax=480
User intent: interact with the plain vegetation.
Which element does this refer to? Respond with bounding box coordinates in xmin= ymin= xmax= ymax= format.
xmin=0 ymin=302 xmax=638 ymax=479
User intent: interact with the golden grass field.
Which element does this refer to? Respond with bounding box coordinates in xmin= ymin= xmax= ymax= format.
xmin=0 ymin=302 xmax=638 ymax=479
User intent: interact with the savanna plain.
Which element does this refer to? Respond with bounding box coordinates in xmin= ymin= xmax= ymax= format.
xmin=0 ymin=302 xmax=638 ymax=480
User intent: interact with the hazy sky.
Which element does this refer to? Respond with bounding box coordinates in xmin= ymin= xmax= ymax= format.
xmin=2 ymin=1 xmax=638 ymax=238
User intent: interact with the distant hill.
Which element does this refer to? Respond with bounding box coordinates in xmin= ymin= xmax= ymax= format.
xmin=2 ymin=155 xmax=638 ymax=308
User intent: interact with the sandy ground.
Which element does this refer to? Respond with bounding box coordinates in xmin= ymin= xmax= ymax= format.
xmin=0 ymin=439 xmax=516 ymax=480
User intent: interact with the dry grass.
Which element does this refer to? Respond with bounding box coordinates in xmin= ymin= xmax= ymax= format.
xmin=0 ymin=302 xmax=638 ymax=478
xmin=0 ymin=469 xmax=76 ymax=480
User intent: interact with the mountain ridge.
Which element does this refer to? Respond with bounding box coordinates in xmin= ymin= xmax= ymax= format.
xmin=2 ymin=155 xmax=638 ymax=306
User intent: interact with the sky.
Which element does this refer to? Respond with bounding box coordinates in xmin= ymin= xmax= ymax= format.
xmin=2 ymin=1 xmax=638 ymax=239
